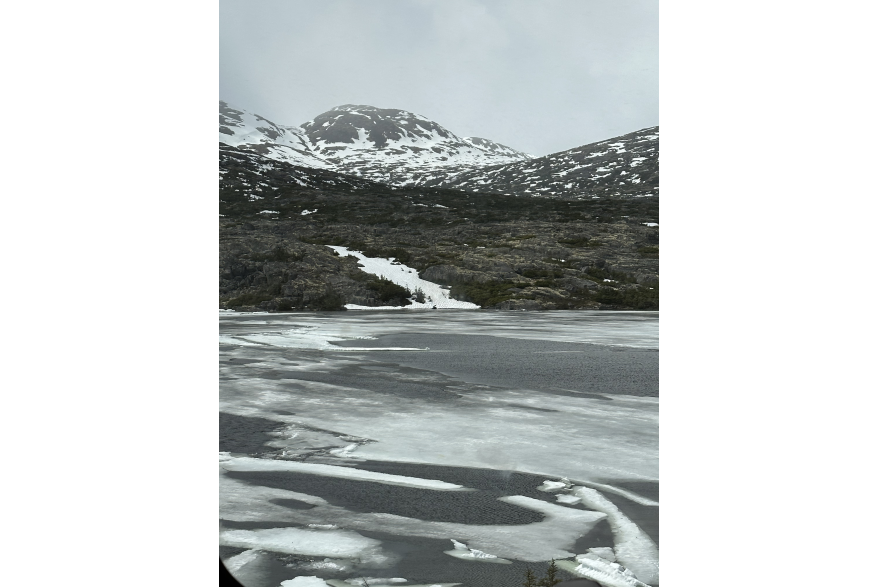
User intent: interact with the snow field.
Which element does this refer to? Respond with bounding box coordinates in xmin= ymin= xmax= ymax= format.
xmin=220 ymin=102 xmax=329 ymax=168
xmin=326 ymin=246 xmax=479 ymax=309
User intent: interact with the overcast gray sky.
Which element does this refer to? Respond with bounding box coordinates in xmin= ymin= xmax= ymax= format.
xmin=220 ymin=0 xmax=657 ymax=157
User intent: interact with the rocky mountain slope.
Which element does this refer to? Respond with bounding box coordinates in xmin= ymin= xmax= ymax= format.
xmin=219 ymin=101 xmax=328 ymax=169
xmin=219 ymin=101 xmax=659 ymax=200
xmin=219 ymin=101 xmax=531 ymax=187
xmin=219 ymin=144 xmax=659 ymax=312
xmin=300 ymin=104 xmax=531 ymax=185
xmin=423 ymin=126 xmax=659 ymax=199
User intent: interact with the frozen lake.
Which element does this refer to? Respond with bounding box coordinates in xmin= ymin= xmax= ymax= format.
xmin=220 ymin=310 xmax=659 ymax=587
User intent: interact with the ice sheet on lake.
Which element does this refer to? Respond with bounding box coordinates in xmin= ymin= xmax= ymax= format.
xmin=576 ymin=480 xmax=659 ymax=507
xmin=220 ymin=310 xmax=659 ymax=579
xmin=224 ymin=548 xmax=261 ymax=572
xmin=219 ymin=309 xmax=658 ymax=349
xmin=327 ymin=582 xmax=459 ymax=587
xmin=220 ymin=368 xmax=657 ymax=482
xmin=220 ymin=527 xmax=393 ymax=566
xmin=337 ymin=391 xmax=658 ymax=482
xmin=220 ymin=455 xmax=468 ymax=490
xmin=221 ymin=326 xmax=428 ymax=351
xmin=220 ymin=458 xmax=607 ymax=562
xmin=281 ymin=577 xmax=332 ymax=587
xmin=541 ymin=477 xmax=657 ymax=507
xmin=343 ymin=579 xmax=407 ymax=585
xmin=220 ymin=475 xmax=606 ymax=566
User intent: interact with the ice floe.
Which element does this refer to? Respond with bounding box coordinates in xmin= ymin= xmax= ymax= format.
xmin=224 ymin=548 xmax=261 ymax=572
xmin=444 ymin=539 xmax=511 ymax=564
xmin=538 ymin=480 xmax=571 ymax=492
xmin=343 ymin=579 xmax=407 ymax=586
xmin=219 ymin=455 xmax=468 ymax=490
xmin=326 ymin=581 xmax=459 ymax=587
xmin=572 ymin=485 xmax=659 ymax=585
xmin=281 ymin=577 xmax=332 ymax=587
xmin=220 ymin=527 xmax=393 ymax=566
xmin=556 ymin=553 xmax=652 ymax=587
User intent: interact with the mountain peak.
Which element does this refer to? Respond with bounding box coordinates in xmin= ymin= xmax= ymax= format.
xmin=296 ymin=104 xmax=532 ymax=179
xmin=222 ymin=100 xmax=641 ymax=192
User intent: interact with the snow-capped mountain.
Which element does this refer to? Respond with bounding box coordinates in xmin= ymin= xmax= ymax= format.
xmin=300 ymin=104 xmax=531 ymax=185
xmin=218 ymin=100 xmax=658 ymax=199
xmin=219 ymin=101 xmax=328 ymax=168
xmin=424 ymin=127 xmax=659 ymax=199
xmin=219 ymin=101 xmax=531 ymax=186
xmin=219 ymin=142 xmax=393 ymax=197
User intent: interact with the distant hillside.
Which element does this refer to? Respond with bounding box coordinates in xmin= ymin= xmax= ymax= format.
xmin=219 ymin=101 xmax=327 ymax=168
xmin=424 ymin=127 xmax=659 ymax=199
xmin=220 ymin=101 xmax=531 ymax=187
xmin=219 ymin=144 xmax=659 ymax=312
xmin=219 ymin=101 xmax=658 ymax=199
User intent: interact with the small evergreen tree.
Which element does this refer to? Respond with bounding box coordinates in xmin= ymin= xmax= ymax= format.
xmin=523 ymin=568 xmax=539 ymax=587
xmin=539 ymin=559 xmax=562 ymax=587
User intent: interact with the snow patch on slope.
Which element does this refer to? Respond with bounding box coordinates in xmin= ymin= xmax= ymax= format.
xmin=219 ymin=101 xmax=328 ymax=168
xmin=327 ymin=245 xmax=479 ymax=309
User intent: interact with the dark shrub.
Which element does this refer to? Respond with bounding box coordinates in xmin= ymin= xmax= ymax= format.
xmin=595 ymin=287 xmax=623 ymax=304
xmin=226 ymin=291 xmax=274 ymax=307
xmin=366 ymin=277 xmax=411 ymax=306
xmin=251 ymin=246 xmax=305 ymax=262
xmin=449 ymin=281 xmax=528 ymax=307
xmin=311 ymin=288 xmax=347 ymax=311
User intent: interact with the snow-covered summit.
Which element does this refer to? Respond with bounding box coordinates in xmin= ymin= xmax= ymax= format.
xmin=218 ymin=101 xmax=658 ymax=199
xmin=219 ymin=101 xmax=328 ymax=168
xmin=298 ymin=104 xmax=532 ymax=186
xmin=219 ymin=100 xmax=531 ymax=187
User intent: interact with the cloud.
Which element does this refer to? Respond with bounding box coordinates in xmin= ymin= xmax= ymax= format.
xmin=220 ymin=0 xmax=657 ymax=155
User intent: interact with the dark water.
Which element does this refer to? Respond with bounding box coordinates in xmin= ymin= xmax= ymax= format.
xmin=331 ymin=333 xmax=658 ymax=397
